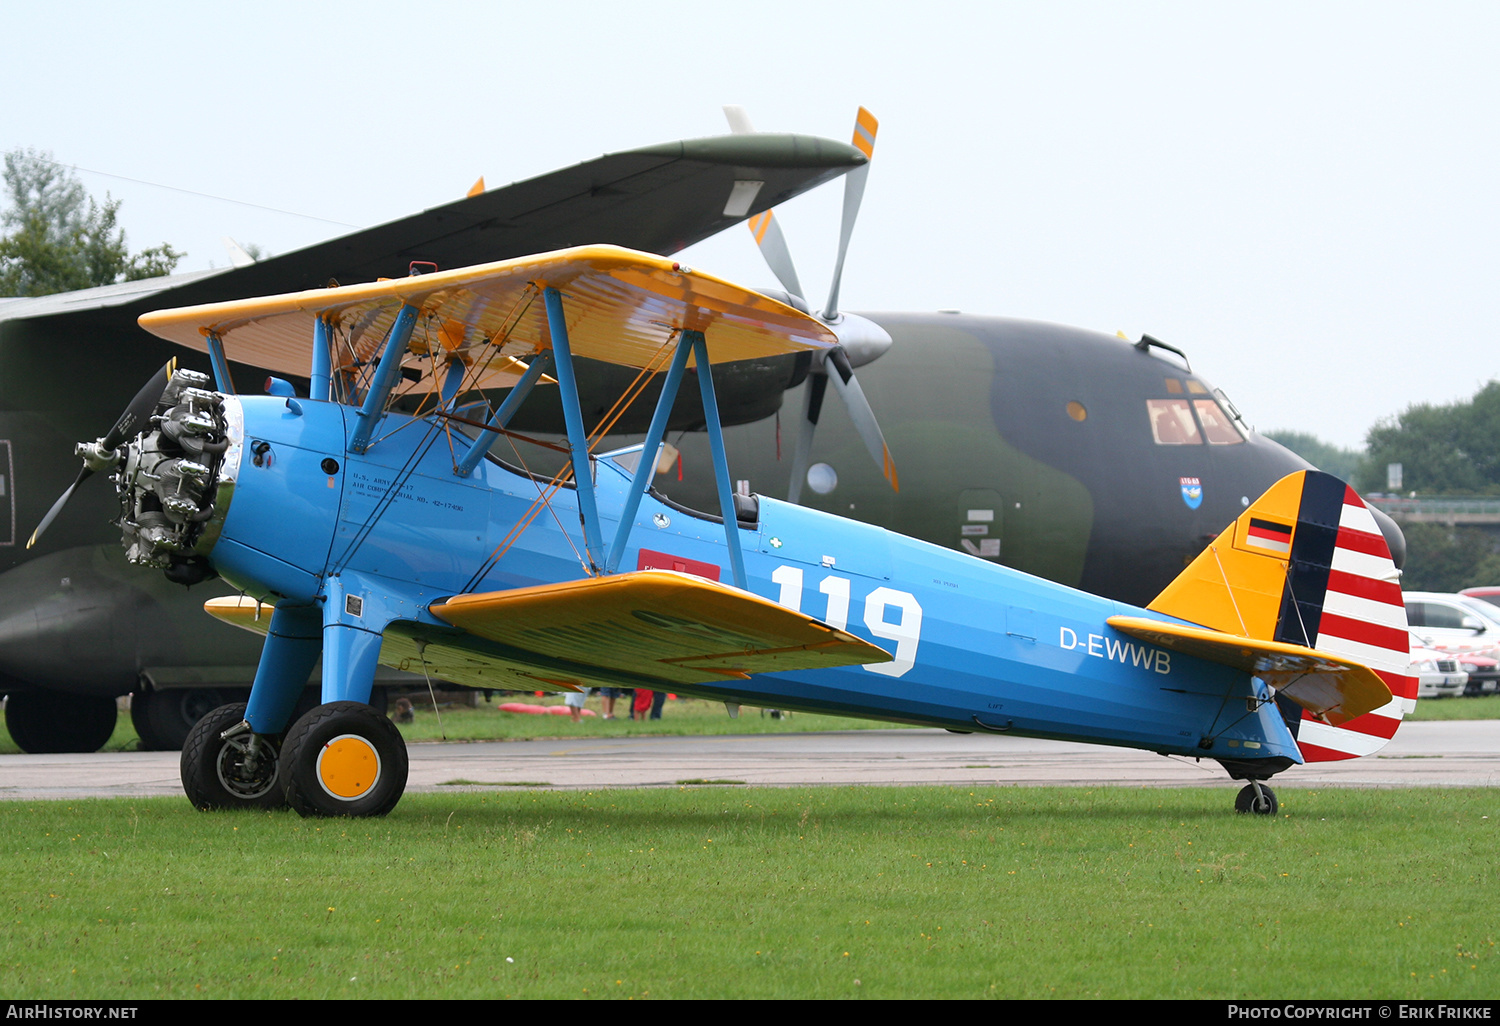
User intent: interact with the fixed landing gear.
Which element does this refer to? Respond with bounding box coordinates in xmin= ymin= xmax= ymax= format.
xmin=280 ymin=701 xmax=408 ymax=818
xmin=4 ymin=691 xmax=117 ymax=753
xmin=1234 ymin=782 xmax=1278 ymax=816
xmin=180 ymin=700 xmax=408 ymax=817
xmin=181 ymin=703 xmax=286 ymax=810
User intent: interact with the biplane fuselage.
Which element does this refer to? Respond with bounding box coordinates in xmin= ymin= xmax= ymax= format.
xmin=66 ymin=245 xmax=1405 ymax=816
xmin=212 ymin=390 xmax=1301 ymax=768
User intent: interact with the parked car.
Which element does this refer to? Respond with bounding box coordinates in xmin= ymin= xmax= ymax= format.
xmin=1404 ymin=592 xmax=1500 ymax=674
xmin=1410 ymin=643 xmax=1467 ymax=700
xmin=1459 ymin=586 xmax=1500 ymax=617
xmin=1454 ymin=652 xmax=1500 ymax=696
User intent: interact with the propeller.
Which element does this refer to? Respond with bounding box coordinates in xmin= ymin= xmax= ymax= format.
xmin=724 ymin=105 xmax=896 ymax=504
xmin=27 ymin=359 xmax=176 ymax=549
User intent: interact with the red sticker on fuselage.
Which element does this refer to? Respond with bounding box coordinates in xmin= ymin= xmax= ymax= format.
xmin=637 ymin=548 xmax=721 ymax=581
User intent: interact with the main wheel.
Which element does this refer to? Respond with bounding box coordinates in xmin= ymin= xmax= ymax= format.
xmin=1234 ymin=782 xmax=1278 ymax=816
xmin=5 ymin=691 xmax=117 ymax=753
xmin=280 ymin=701 xmax=408 ymax=818
xmin=180 ymin=703 xmax=286 ymax=811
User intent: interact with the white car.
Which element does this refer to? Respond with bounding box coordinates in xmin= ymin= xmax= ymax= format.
xmin=1410 ymin=643 xmax=1467 ymax=700
xmin=1403 ymin=592 xmax=1500 ymax=666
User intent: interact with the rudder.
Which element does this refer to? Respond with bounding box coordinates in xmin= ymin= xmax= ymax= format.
xmin=1146 ymin=470 xmax=1413 ymax=761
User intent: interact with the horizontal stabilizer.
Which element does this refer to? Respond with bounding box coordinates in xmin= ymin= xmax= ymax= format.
xmin=1106 ymin=615 xmax=1391 ymax=725
xmin=431 ymin=570 xmax=890 ymax=685
xmin=1143 ymin=470 xmax=1414 ymax=760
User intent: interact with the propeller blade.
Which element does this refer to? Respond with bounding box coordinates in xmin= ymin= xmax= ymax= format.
xmin=724 ymin=105 xmax=808 ymax=303
xmin=102 ymin=359 xmax=175 ymax=451
xmin=722 ymin=105 xmax=756 ymax=135
xmin=26 ymin=467 xmax=91 ymax=550
xmin=27 ymin=358 xmax=175 ymax=550
xmin=747 ymin=210 xmax=805 ymax=301
xmin=823 ymin=348 xmax=898 ymax=493
xmin=786 ymin=373 xmax=828 ymax=505
xmin=822 ymin=107 xmax=878 ymax=321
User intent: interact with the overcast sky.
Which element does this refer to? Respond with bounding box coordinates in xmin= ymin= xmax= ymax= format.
xmin=5 ymin=1 xmax=1496 ymax=449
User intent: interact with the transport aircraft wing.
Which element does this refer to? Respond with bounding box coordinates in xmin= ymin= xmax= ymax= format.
xmin=0 ymin=133 xmax=865 ymax=326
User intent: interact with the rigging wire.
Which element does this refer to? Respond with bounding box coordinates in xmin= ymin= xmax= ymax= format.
xmin=456 ymin=331 xmax=680 ymax=593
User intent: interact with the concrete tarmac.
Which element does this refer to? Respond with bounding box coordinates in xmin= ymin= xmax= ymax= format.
xmin=1 ymin=721 xmax=1497 ymax=801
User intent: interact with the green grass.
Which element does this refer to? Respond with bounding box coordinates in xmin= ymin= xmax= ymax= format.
xmin=1408 ymin=694 xmax=1500 ymax=721
xmin=1 ymin=786 xmax=1496 ymax=999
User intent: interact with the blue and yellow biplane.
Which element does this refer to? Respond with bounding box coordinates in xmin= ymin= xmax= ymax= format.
xmin=34 ymin=246 xmax=1413 ymax=817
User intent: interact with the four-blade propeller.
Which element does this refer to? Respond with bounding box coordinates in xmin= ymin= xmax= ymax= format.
xmin=725 ymin=105 xmax=897 ymax=504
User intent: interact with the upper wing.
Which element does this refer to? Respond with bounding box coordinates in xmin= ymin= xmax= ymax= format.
xmin=206 ymin=570 xmax=890 ymax=691
xmin=0 ymin=134 xmax=864 ymax=329
xmin=137 ymin=245 xmax=838 ymax=374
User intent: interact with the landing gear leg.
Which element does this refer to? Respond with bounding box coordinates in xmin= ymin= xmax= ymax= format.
xmin=180 ymin=703 xmax=285 ymax=810
xmin=1234 ymin=781 xmax=1278 ymax=816
xmin=276 ymin=576 xmax=408 ymax=817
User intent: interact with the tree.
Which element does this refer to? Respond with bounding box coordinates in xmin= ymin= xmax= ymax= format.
xmin=0 ymin=149 xmax=183 ymax=297
xmin=1263 ymin=431 xmax=1366 ymax=483
xmin=1358 ymin=381 xmax=1500 ymax=495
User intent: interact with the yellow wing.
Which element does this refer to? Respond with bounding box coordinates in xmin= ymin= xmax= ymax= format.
xmin=431 ymin=571 xmax=890 ymax=684
xmin=1106 ymin=615 xmax=1392 ymax=725
xmin=205 ymin=571 xmax=889 ymax=692
xmin=138 ymin=244 xmax=836 ymax=381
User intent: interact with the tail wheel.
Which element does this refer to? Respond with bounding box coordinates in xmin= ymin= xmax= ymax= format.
xmin=280 ymin=701 xmax=408 ymax=818
xmin=180 ymin=703 xmax=286 ymax=811
xmin=1234 ymin=782 xmax=1278 ymax=816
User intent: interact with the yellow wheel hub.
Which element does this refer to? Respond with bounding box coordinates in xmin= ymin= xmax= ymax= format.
xmin=316 ymin=734 xmax=381 ymax=800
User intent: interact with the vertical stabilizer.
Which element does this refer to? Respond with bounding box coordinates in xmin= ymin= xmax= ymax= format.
xmin=1146 ymin=471 xmax=1414 ymax=761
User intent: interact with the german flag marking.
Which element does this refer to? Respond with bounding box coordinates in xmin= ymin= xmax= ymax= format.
xmin=1246 ymin=517 xmax=1293 ymax=555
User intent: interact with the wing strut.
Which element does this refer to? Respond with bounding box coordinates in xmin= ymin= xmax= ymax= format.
xmin=311 ymin=316 xmax=334 ymax=401
xmin=694 ymin=329 xmax=749 ymax=589
xmin=543 ymin=287 xmax=605 ymax=571
xmin=601 ymin=328 xmax=748 ymax=590
xmin=350 ymin=304 xmax=419 ymax=454
xmin=452 ymin=350 xmax=556 ymax=478
xmin=205 ymin=331 xmax=236 ymax=395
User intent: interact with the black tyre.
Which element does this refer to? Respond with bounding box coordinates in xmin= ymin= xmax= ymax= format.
xmin=180 ymin=703 xmax=286 ymax=811
xmin=1234 ymin=783 xmax=1278 ymax=816
xmin=280 ymin=701 xmax=408 ymax=818
xmin=132 ymin=688 xmax=240 ymax=752
xmin=5 ymin=691 xmax=117 ymax=753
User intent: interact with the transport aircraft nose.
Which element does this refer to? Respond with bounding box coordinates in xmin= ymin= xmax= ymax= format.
xmin=1368 ymin=505 xmax=1406 ymax=570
